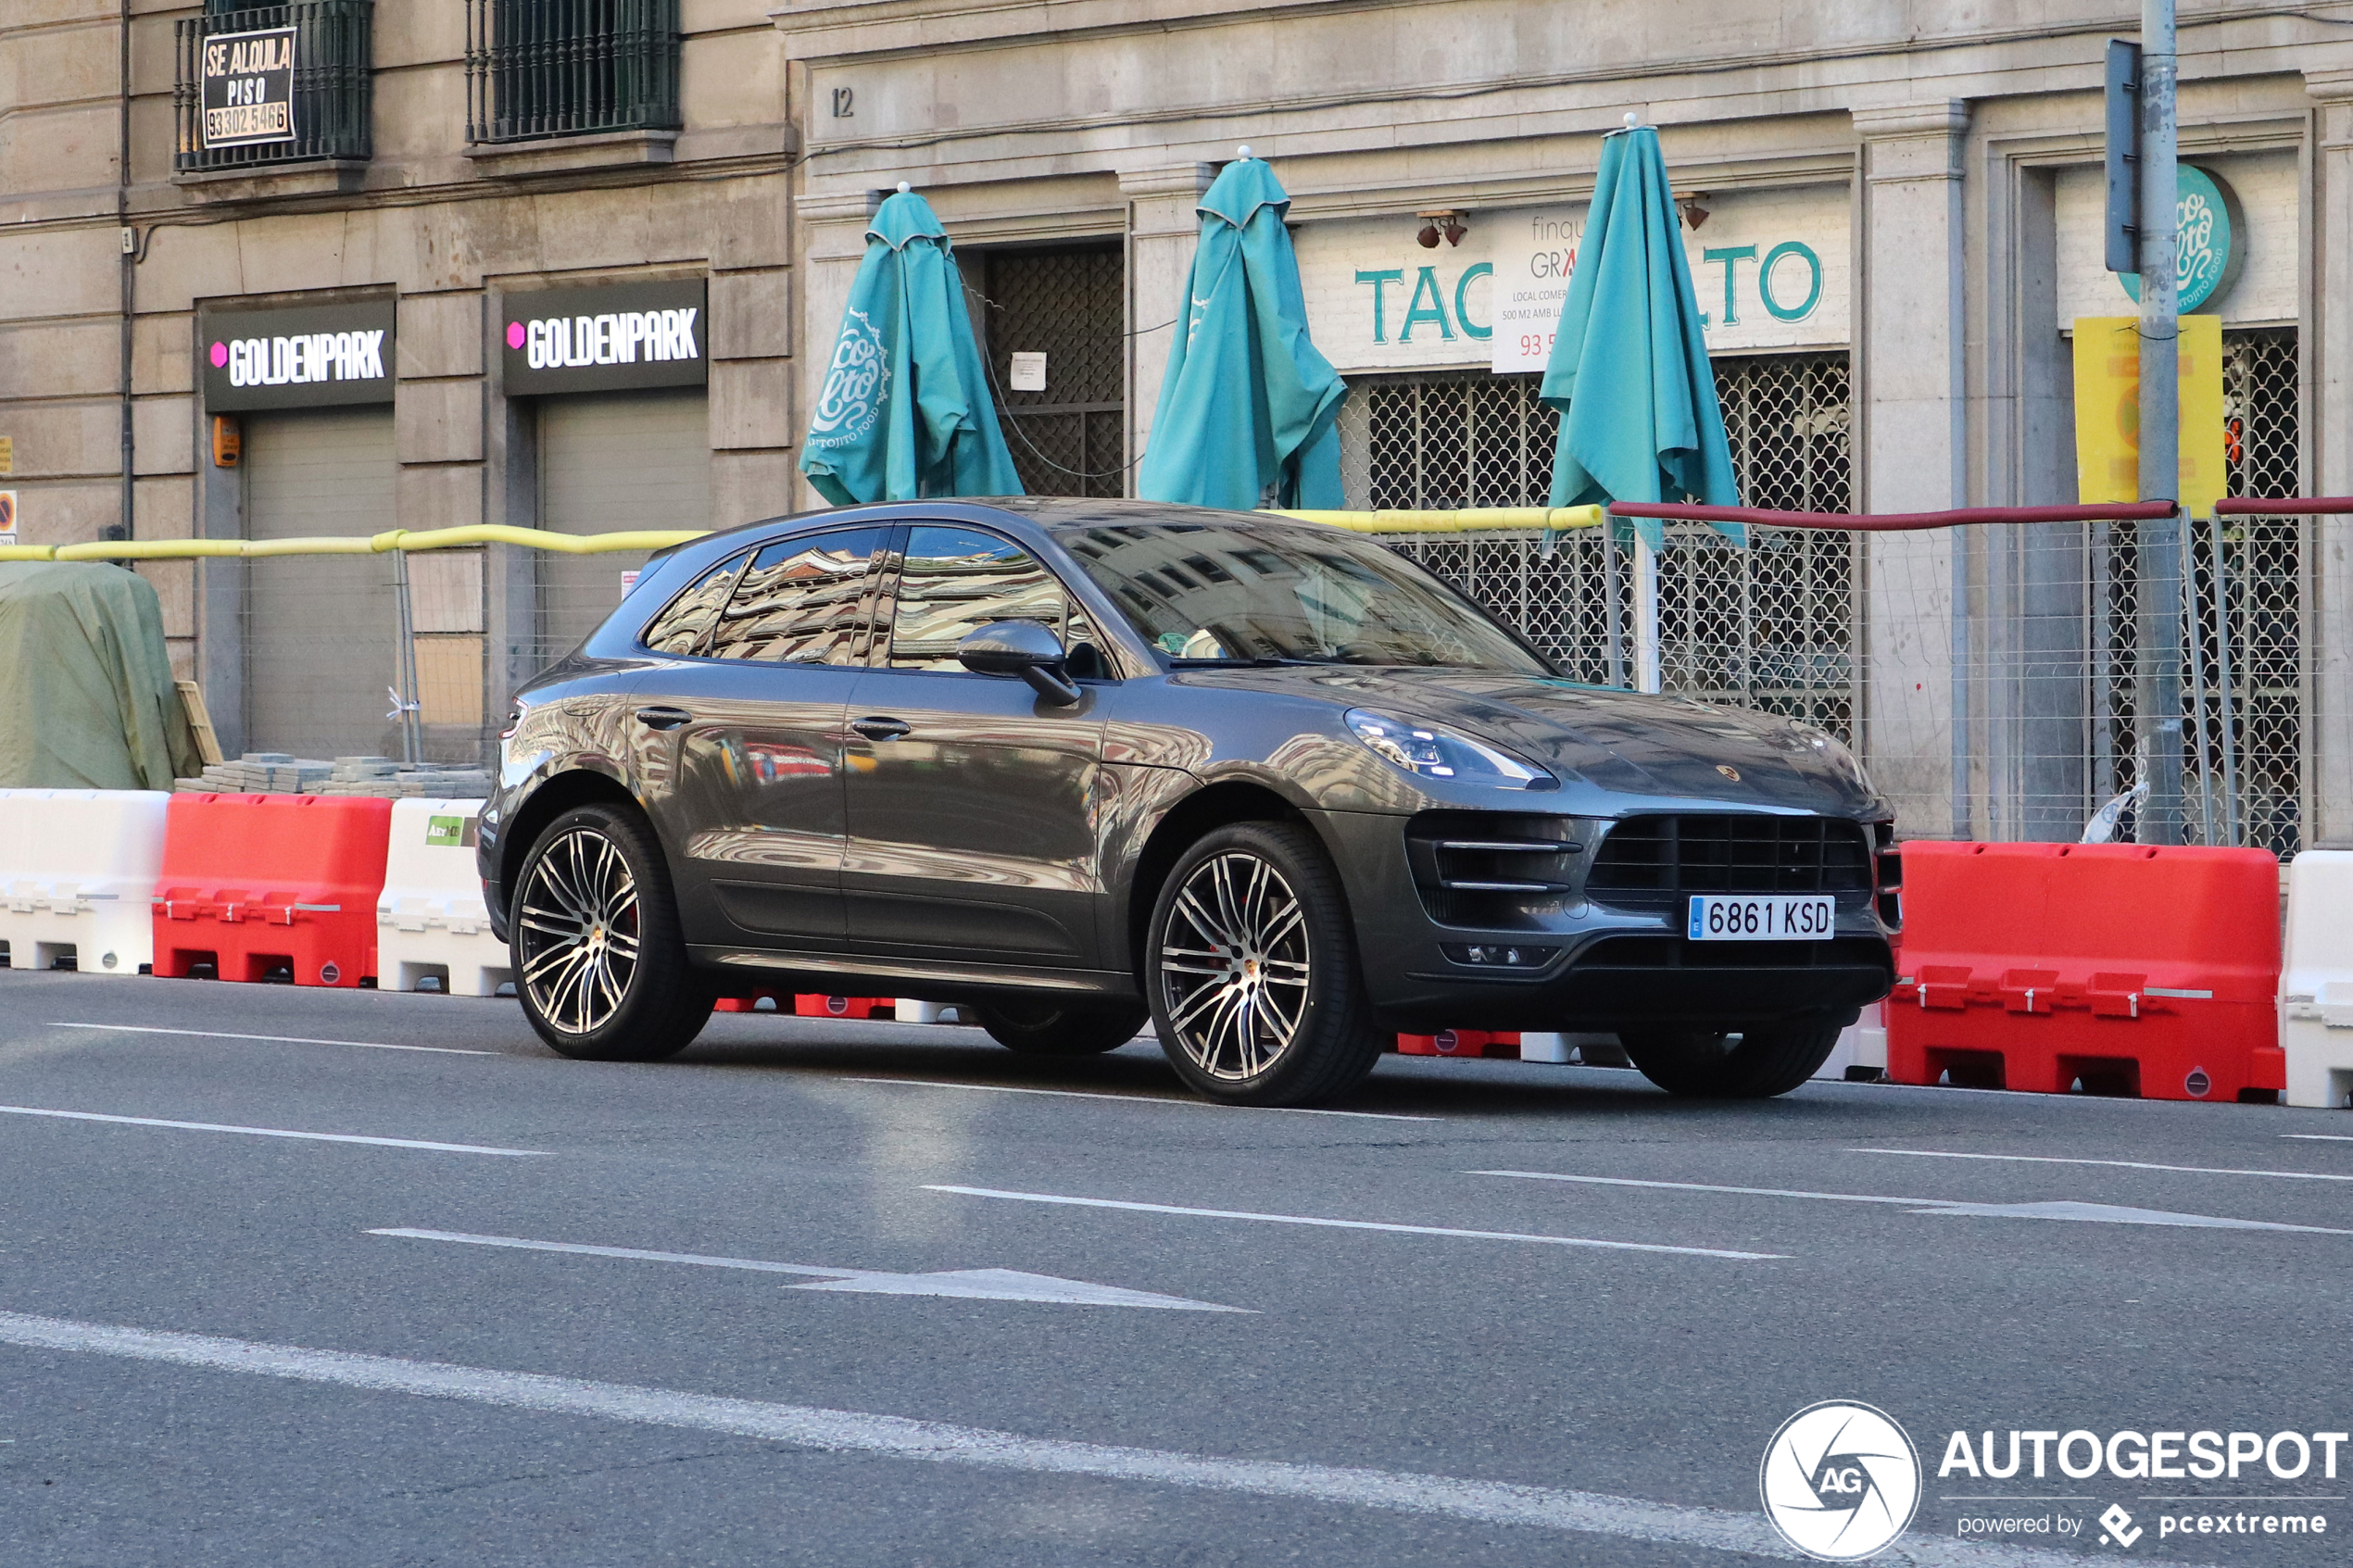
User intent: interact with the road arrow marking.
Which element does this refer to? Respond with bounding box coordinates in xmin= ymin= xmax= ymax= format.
xmin=367 ymin=1228 xmax=1247 ymax=1311
xmin=1473 ymin=1172 xmax=2353 ymax=1234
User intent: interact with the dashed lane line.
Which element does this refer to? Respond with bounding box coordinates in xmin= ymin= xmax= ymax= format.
xmin=0 ymin=1309 xmax=2158 ymax=1567
xmin=0 ymin=1105 xmax=548 ymax=1156
xmin=924 ymin=1184 xmax=1786 ymax=1260
xmin=846 ymin=1077 xmax=1438 ymax=1122
xmin=47 ymin=1022 xmax=494 ymax=1056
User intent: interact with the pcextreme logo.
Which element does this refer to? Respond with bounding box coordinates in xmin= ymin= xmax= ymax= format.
xmin=1760 ymin=1401 xmax=1923 ymax=1561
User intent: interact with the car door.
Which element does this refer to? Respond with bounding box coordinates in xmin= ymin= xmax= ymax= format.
xmin=632 ymin=525 xmax=891 ymax=951
xmin=840 ymin=524 xmax=1112 ymax=966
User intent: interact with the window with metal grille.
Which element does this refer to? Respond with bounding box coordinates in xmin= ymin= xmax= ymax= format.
xmin=2095 ymin=326 xmax=2303 ymax=856
xmin=972 ymin=246 xmax=1126 ymax=497
xmin=463 ymin=0 xmax=680 ymax=145
xmin=174 ymin=1 xmax=374 ymax=173
xmin=1346 ymin=352 xmax=1859 ymax=738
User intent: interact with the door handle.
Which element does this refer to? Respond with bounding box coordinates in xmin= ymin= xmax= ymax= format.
xmin=635 ymin=706 xmax=693 ymax=731
xmin=850 ymin=716 xmax=912 ymax=742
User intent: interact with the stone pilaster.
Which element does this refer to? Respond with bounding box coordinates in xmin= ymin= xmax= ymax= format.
xmin=1854 ymin=102 xmax=1970 ymax=837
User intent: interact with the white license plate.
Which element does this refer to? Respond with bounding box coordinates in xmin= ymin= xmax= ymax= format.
xmin=1686 ymin=895 xmax=1835 ymax=941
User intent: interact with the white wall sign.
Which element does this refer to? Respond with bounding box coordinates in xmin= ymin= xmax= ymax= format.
xmin=1293 ymin=185 xmax=1850 ymax=379
xmin=2056 ymin=153 xmax=2292 ymax=331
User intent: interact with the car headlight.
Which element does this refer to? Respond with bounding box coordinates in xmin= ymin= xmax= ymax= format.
xmin=1344 ymin=709 xmax=1554 ymax=789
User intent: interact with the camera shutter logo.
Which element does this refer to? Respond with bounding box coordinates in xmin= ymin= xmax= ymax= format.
xmin=1759 ymin=1401 xmax=1921 ymax=1561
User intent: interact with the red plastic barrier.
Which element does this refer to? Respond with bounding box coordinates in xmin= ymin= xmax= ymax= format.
xmin=713 ymin=989 xmax=790 ymax=1014
xmin=1887 ymin=842 xmax=2284 ymax=1101
xmin=1398 ymin=1029 xmax=1521 ymax=1060
xmin=152 ymin=794 xmax=392 ymax=988
xmin=795 ymin=995 xmax=894 ymax=1020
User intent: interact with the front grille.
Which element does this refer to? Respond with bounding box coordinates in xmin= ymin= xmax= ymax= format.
xmin=1588 ymin=815 xmax=1872 ymax=907
xmin=1405 ymin=811 xmax=1588 ymax=930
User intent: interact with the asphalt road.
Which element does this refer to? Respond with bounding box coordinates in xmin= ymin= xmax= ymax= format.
xmin=2 ymin=966 xmax=2347 ymax=1567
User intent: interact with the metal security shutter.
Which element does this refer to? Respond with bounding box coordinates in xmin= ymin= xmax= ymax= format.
xmin=243 ymin=407 xmax=401 ymax=759
xmin=978 ymin=245 xmax=1125 ymax=497
xmin=536 ymin=386 xmax=711 ymax=666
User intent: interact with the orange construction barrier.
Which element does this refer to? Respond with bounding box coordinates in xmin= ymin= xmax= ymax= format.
xmin=1887 ymin=842 xmax=2284 ymax=1102
xmin=1398 ymin=1029 xmax=1521 ymax=1060
xmin=152 ymin=795 xmax=392 ymax=988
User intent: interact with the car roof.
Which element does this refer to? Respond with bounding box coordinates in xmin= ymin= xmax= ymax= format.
xmin=722 ymin=496 xmax=1345 ymax=545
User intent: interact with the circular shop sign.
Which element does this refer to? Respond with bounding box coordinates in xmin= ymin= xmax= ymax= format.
xmin=2120 ymin=165 xmax=2244 ymax=314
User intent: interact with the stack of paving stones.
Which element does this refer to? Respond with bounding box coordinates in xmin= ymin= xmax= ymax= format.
xmin=174 ymin=754 xmax=490 ymax=800
xmin=310 ymin=756 xmax=492 ymax=800
xmin=174 ymin=752 xmax=332 ymax=794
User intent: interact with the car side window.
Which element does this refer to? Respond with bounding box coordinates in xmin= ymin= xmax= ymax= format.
xmin=639 ymin=554 xmax=748 ymax=655
xmin=703 ymin=527 xmax=890 ymax=665
xmin=887 ymin=525 xmax=1106 ymax=676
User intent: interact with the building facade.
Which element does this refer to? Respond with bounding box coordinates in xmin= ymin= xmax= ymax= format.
xmin=1 ymin=3 xmax=2345 ymax=847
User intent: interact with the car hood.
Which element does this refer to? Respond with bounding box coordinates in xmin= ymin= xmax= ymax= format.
xmin=1188 ymin=666 xmax=1885 ymax=814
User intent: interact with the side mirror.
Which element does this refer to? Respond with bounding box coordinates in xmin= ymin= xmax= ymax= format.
xmin=956 ymin=620 xmax=1081 ymax=706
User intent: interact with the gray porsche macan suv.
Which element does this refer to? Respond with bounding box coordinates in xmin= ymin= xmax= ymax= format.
xmin=481 ymin=497 xmax=1898 ymax=1107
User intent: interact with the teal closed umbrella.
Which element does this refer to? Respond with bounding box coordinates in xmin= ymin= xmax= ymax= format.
xmin=1541 ymin=123 xmax=1743 ymax=550
xmin=1138 ymin=155 xmax=1347 ymax=509
xmin=799 ymin=188 xmax=1023 ymax=505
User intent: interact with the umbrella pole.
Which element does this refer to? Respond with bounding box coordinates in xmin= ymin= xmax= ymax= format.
xmin=1634 ymin=534 xmax=1663 ymax=694
xmin=1604 ymin=525 xmax=1627 ymax=689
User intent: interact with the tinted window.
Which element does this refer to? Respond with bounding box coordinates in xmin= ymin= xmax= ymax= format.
xmin=1063 ymin=521 xmax=1548 ymax=673
xmin=887 ymin=526 xmax=1102 ymax=674
xmin=639 ymin=555 xmax=747 ymax=655
xmin=704 ymin=527 xmax=889 ymax=665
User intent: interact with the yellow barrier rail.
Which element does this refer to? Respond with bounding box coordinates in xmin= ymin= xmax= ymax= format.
xmin=0 ymin=524 xmax=712 ymax=564
xmin=0 ymin=508 xmax=1604 ymax=564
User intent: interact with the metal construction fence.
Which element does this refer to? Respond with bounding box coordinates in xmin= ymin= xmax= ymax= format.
xmin=6 ymin=501 xmax=2345 ymax=859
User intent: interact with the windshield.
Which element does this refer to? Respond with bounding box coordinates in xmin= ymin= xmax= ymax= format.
xmin=1059 ymin=521 xmax=1551 ymax=673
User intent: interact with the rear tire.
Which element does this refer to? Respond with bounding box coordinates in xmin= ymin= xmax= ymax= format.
xmin=974 ymin=998 xmax=1148 ymax=1057
xmin=1618 ymin=1015 xmax=1843 ymax=1098
xmin=1146 ymin=821 xmax=1384 ymax=1107
xmin=510 ymin=803 xmax=712 ymax=1062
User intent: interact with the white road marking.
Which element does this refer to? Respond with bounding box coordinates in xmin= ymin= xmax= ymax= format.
xmin=0 ymin=1105 xmax=547 ymax=1157
xmin=48 ymin=1022 xmax=492 ymax=1057
xmin=367 ymin=1228 xmax=1246 ymax=1311
xmin=0 ymin=1309 xmax=2152 ymax=1568
xmin=2282 ymin=1134 xmax=2353 ymax=1143
xmin=1854 ymin=1148 xmax=2353 ymax=1183
xmin=924 ymin=1185 xmax=1785 ymax=1260
xmin=845 ymin=1077 xmax=1439 ymax=1122
xmin=1474 ymin=1171 xmax=2353 ymax=1235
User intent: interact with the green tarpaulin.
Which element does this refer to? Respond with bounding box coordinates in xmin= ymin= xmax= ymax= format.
xmin=0 ymin=561 xmax=201 ymax=790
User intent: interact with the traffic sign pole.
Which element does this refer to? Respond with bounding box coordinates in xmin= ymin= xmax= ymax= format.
xmin=2135 ymin=0 xmax=2184 ymax=844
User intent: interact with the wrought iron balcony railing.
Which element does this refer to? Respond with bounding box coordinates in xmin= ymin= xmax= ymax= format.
xmin=464 ymin=0 xmax=683 ymax=145
xmin=173 ymin=0 xmax=373 ymax=174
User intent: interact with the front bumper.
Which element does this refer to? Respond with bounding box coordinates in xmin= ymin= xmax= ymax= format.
xmin=1311 ymin=808 xmax=1895 ymax=1034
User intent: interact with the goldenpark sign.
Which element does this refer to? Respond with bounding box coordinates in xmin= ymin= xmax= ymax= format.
xmin=199 ymin=299 xmax=396 ymax=412
xmin=499 ymin=279 xmax=708 ymax=396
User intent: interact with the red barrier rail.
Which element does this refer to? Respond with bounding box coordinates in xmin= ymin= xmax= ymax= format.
xmin=1606 ymin=500 xmax=2181 ymax=532
xmin=2214 ymin=497 xmax=2353 ymax=516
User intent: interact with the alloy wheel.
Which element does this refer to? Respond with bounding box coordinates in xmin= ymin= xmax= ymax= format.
xmin=516 ymin=825 xmax=642 ymax=1035
xmin=1156 ymin=850 xmax=1312 ymax=1081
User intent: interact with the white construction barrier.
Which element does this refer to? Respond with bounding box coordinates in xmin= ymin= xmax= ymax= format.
xmin=2282 ymin=850 xmax=2353 ymax=1110
xmin=1818 ymin=999 xmax=1890 ymax=1082
xmin=375 ymin=798 xmax=512 ymax=997
xmin=1519 ymin=1032 xmax=1630 ymax=1066
xmin=896 ymin=1000 xmax=972 ymax=1025
xmin=0 ymin=788 xmax=170 ymax=975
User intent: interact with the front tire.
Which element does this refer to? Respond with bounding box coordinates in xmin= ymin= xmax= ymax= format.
xmin=974 ymin=998 xmax=1148 ymax=1057
xmin=1618 ymin=1016 xmax=1843 ymax=1098
xmin=1146 ymin=821 xmax=1384 ymax=1107
xmin=510 ymin=803 xmax=712 ymax=1062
